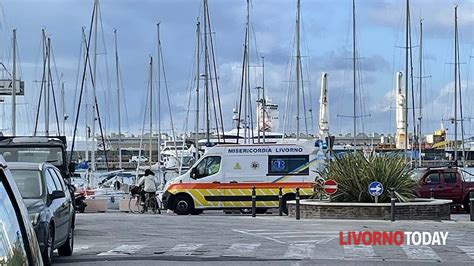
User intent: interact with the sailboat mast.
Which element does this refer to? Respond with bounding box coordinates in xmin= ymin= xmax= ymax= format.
xmin=148 ymin=56 xmax=153 ymax=166
xmin=262 ymin=56 xmax=266 ymax=144
xmin=457 ymin=14 xmax=466 ymax=166
xmin=404 ymin=0 xmax=409 ymax=163
xmin=418 ymin=19 xmax=423 ymax=167
xmin=245 ymin=0 xmax=250 ymax=143
xmin=91 ymin=0 xmax=99 ymax=172
xmin=203 ymin=0 xmax=210 ymax=146
xmin=195 ymin=21 xmax=200 ymax=159
xmin=157 ymin=23 xmax=162 ymax=165
xmin=453 ymin=6 xmax=458 ymax=162
xmin=352 ymin=0 xmax=356 ymax=152
xmin=81 ymin=27 xmax=89 ymax=162
xmin=11 ymin=29 xmax=17 ymax=135
xmin=114 ymin=29 xmax=122 ymax=169
xmin=295 ymin=0 xmax=301 ymax=141
xmin=61 ymin=77 xmax=65 ymax=135
xmin=46 ymin=37 xmax=51 ymax=137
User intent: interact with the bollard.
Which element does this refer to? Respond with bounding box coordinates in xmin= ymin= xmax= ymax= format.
xmin=390 ymin=188 xmax=396 ymax=222
xmin=295 ymin=188 xmax=300 ymax=220
xmin=430 ymin=188 xmax=434 ymax=199
xmin=278 ymin=187 xmax=283 ymax=216
xmin=251 ymin=187 xmax=256 ymax=217
xmin=470 ymin=191 xmax=474 ymax=221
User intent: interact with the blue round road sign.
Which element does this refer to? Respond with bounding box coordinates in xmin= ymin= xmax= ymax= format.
xmin=368 ymin=181 xmax=384 ymax=197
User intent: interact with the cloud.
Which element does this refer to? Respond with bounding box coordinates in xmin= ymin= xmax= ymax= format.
xmin=361 ymin=0 xmax=474 ymax=41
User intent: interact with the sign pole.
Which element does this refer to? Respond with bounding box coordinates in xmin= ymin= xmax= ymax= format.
xmin=11 ymin=29 xmax=17 ymax=135
xmin=368 ymin=181 xmax=384 ymax=204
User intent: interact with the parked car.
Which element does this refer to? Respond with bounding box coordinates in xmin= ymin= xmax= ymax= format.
xmin=0 ymin=158 xmax=43 ymax=266
xmin=413 ymin=167 xmax=474 ymax=212
xmin=8 ymin=162 xmax=75 ymax=265
xmin=130 ymin=155 xmax=149 ymax=163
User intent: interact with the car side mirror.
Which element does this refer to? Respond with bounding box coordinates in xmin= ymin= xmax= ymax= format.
xmin=68 ymin=162 xmax=76 ymax=173
xmin=50 ymin=190 xmax=66 ymax=201
xmin=190 ymin=168 xmax=197 ymax=179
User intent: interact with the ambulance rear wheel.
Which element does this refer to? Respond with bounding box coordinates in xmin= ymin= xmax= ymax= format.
xmin=240 ymin=208 xmax=252 ymax=214
xmin=282 ymin=194 xmax=296 ymax=215
xmin=174 ymin=195 xmax=194 ymax=215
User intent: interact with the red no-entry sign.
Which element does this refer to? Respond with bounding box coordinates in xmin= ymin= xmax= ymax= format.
xmin=323 ymin=179 xmax=338 ymax=195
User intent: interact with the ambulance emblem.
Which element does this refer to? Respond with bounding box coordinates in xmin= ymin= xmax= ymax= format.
xmin=251 ymin=161 xmax=259 ymax=169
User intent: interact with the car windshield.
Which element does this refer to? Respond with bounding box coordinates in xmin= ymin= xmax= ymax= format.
xmin=411 ymin=169 xmax=425 ymax=181
xmin=10 ymin=170 xmax=44 ymax=199
xmin=0 ymin=147 xmax=63 ymax=166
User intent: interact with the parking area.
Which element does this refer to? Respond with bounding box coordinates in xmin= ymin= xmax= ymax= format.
xmin=54 ymin=211 xmax=474 ymax=265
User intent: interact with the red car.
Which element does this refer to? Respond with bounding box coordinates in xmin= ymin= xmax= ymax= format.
xmin=413 ymin=167 xmax=474 ymax=212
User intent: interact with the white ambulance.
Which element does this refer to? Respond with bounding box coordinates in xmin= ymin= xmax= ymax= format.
xmin=162 ymin=140 xmax=324 ymax=215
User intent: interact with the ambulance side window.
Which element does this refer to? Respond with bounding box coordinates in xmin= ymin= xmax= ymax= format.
xmin=268 ymin=155 xmax=309 ymax=175
xmin=193 ymin=156 xmax=221 ymax=179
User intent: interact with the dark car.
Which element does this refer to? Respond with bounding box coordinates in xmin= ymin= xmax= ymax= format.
xmin=0 ymin=136 xmax=72 ymax=180
xmin=0 ymin=158 xmax=43 ymax=266
xmin=413 ymin=167 xmax=474 ymax=212
xmin=8 ymin=162 xmax=75 ymax=265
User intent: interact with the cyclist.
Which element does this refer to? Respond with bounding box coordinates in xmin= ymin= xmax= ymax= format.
xmin=137 ymin=169 xmax=158 ymax=206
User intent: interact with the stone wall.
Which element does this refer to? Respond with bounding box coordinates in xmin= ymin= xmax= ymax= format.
xmin=287 ymin=199 xmax=451 ymax=220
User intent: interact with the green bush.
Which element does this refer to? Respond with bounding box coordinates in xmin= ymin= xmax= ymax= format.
xmin=321 ymin=152 xmax=416 ymax=203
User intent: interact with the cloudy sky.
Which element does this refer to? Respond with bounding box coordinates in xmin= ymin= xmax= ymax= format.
xmin=1 ymin=0 xmax=473 ymax=140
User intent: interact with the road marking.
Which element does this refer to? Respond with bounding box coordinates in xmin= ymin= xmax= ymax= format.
xmin=97 ymin=245 xmax=145 ymax=256
xmin=273 ymin=235 xmax=335 ymax=239
xmin=170 ymin=243 xmax=203 ymax=252
xmin=232 ymin=229 xmax=286 ymax=244
xmin=225 ymin=243 xmax=261 ymax=255
xmin=74 ymin=244 xmax=91 ymax=251
xmin=294 ymin=237 xmax=335 ymax=244
xmin=257 ymin=231 xmax=337 ymax=236
xmin=344 ymin=245 xmax=376 ymax=258
xmin=284 ymin=243 xmax=315 ymax=259
xmin=402 ymin=245 xmax=440 ymax=261
xmin=458 ymin=246 xmax=474 ymax=259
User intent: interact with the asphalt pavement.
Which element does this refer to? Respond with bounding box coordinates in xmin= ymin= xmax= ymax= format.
xmin=53 ymin=211 xmax=474 ymax=265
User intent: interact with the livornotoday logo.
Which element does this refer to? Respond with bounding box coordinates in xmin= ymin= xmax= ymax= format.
xmin=339 ymin=231 xmax=449 ymax=246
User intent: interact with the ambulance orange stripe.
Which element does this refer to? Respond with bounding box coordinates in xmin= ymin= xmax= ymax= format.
xmin=168 ymin=182 xmax=313 ymax=190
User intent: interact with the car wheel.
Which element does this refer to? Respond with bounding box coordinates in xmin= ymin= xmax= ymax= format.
xmin=464 ymin=198 xmax=471 ymax=214
xmin=58 ymin=226 xmax=74 ymax=256
xmin=42 ymin=225 xmax=54 ymax=266
xmin=174 ymin=195 xmax=194 ymax=215
xmin=191 ymin=209 xmax=203 ymax=215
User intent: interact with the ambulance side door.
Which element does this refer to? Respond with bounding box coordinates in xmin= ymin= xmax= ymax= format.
xmin=223 ymin=155 xmax=268 ymax=208
xmin=191 ymin=155 xmax=224 ymax=208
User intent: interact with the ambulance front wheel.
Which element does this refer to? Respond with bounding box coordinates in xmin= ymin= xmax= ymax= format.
xmin=174 ymin=194 xmax=194 ymax=215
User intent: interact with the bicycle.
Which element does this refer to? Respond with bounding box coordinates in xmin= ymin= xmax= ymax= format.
xmin=128 ymin=187 xmax=163 ymax=214
xmin=128 ymin=190 xmax=143 ymax=214
xmin=142 ymin=192 xmax=162 ymax=214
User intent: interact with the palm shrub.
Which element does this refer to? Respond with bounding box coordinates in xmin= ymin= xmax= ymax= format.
xmin=321 ymin=152 xmax=416 ymax=203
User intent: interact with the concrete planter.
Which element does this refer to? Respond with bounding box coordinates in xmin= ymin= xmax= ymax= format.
xmin=84 ymin=199 xmax=108 ymax=213
xmin=119 ymin=197 xmax=138 ymax=213
xmin=287 ymin=199 xmax=452 ymax=220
